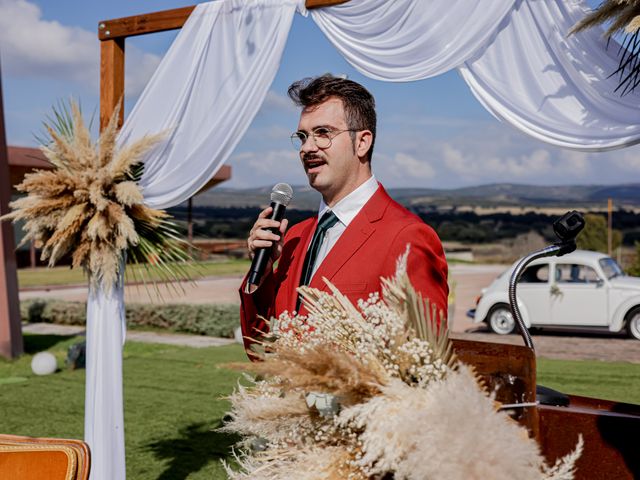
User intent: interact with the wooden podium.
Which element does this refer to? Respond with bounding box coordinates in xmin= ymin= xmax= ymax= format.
xmin=454 ymin=339 xmax=640 ymax=480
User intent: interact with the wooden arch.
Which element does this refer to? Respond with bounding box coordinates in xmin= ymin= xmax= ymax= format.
xmin=98 ymin=0 xmax=349 ymax=130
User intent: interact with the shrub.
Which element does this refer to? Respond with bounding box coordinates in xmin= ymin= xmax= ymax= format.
xmin=20 ymin=299 xmax=239 ymax=338
xmin=627 ymin=242 xmax=640 ymax=277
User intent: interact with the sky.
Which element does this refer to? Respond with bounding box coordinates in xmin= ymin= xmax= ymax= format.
xmin=1 ymin=0 xmax=639 ymax=192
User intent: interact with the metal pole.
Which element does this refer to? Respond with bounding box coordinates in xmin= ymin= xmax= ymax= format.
xmin=607 ymin=198 xmax=613 ymax=257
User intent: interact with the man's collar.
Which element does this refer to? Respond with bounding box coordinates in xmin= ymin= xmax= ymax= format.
xmin=318 ymin=175 xmax=379 ymax=227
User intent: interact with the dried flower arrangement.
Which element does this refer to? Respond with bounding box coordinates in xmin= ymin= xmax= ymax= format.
xmin=223 ymin=248 xmax=583 ymax=480
xmin=1 ymin=101 xmax=193 ymax=291
xmin=571 ymin=0 xmax=640 ymax=94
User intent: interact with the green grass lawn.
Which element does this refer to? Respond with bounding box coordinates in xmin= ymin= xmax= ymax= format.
xmin=2 ymin=335 xmax=640 ymax=479
xmin=0 ymin=334 xmax=248 ymax=480
xmin=537 ymin=357 xmax=640 ymax=404
xmin=17 ymin=259 xmax=251 ymax=288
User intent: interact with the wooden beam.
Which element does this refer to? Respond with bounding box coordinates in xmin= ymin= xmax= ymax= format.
xmin=98 ymin=6 xmax=195 ymax=41
xmin=98 ymin=0 xmax=349 ymax=40
xmin=0 ymin=63 xmax=23 ymax=359
xmin=100 ymin=38 xmax=125 ymax=131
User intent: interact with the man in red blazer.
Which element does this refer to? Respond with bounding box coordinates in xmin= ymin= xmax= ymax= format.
xmin=240 ymin=75 xmax=448 ymax=355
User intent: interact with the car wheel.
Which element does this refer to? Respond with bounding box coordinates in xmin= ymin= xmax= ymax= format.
xmin=626 ymin=308 xmax=640 ymax=341
xmin=487 ymin=304 xmax=516 ymax=335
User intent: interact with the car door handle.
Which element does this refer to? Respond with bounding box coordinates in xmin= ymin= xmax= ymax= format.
xmin=550 ymin=285 xmax=561 ymax=296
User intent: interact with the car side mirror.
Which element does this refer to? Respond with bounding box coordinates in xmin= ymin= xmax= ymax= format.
xmin=595 ymin=279 xmax=605 ymax=288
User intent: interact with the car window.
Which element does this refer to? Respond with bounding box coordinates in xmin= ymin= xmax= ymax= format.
xmin=556 ymin=264 xmax=601 ymax=284
xmin=599 ymin=257 xmax=624 ymax=280
xmin=520 ymin=264 xmax=549 ymax=283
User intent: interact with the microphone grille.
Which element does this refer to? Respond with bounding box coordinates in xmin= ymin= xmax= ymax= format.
xmin=271 ymin=183 xmax=293 ymax=206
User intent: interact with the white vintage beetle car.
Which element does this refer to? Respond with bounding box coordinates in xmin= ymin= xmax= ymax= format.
xmin=467 ymin=250 xmax=640 ymax=340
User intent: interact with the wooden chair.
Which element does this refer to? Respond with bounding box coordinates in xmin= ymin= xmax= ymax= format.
xmin=0 ymin=434 xmax=90 ymax=480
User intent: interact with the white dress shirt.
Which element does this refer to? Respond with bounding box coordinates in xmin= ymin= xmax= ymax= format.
xmin=310 ymin=175 xmax=379 ymax=279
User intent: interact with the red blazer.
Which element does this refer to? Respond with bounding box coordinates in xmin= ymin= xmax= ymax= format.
xmin=239 ymin=184 xmax=448 ymax=353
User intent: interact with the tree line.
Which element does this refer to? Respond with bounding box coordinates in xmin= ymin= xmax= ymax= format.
xmin=168 ymin=205 xmax=640 ymax=247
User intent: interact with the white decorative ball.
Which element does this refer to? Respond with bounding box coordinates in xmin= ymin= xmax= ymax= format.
xmin=31 ymin=352 xmax=58 ymax=376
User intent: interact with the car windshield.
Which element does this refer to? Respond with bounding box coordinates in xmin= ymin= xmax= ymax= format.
xmin=599 ymin=257 xmax=625 ymax=280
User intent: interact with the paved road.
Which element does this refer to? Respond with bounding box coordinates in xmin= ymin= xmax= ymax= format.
xmin=20 ymin=264 xmax=640 ymax=363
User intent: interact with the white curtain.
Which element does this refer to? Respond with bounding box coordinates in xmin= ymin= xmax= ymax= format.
xmin=311 ymin=0 xmax=514 ymax=81
xmin=84 ymin=273 xmax=126 ymax=480
xmin=460 ymin=0 xmax=640 ymax=151
xmin=118 ymin=0 xmax=300 ymax=209
xmin=85 ymin=1 xmax=299 ymax=479
xmin=312 ymin=0 xmax=640 ymax=151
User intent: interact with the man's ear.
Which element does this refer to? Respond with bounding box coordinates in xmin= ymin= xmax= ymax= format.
xmin=356 ymin=130 xmax=373 ymax=159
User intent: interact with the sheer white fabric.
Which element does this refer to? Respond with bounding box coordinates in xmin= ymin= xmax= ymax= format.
xmin=312 ymin=0 xmax=640 ymax=150
xmin=84 ymin=271 xmax=126 ymax=480
xmin=118 ymin=0 xmax=299 ymax=209
xmin=311 ymin=0 xmax=514 ymax=81
xmin=460 ymin=0 xmax=640 ymax=151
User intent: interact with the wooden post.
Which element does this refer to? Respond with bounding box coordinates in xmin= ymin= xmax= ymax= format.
xmin=0 ymin=63 xmax=23 ymax=359
xmin=29 ymin=241 xmax=36 ymax=269
xmin=100 ymin=38 xmax=125 ymax=131
xmin=187 ymin=197 xmax=194 ymax=244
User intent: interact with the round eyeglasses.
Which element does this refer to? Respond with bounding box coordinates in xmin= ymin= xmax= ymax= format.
xmin=290 ymin=127 xmax=359 ymax=150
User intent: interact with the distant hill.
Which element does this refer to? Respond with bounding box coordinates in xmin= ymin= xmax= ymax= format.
xmin=192 ymin=183 xmax=640 ymax=210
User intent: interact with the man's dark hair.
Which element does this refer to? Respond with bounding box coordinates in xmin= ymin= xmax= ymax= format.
xmin=288 ymin=74 xmax=376 ymax=163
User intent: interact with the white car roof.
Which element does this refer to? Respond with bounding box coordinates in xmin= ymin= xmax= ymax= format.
xmin=527 ymin=249 xmax=610 ymax=266
xmin=492 ymin=250 xmax=613 ymax=285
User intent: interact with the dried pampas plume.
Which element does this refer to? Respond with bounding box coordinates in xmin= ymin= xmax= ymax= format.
xmin=1 ymin=100 xmax=192 ymax=291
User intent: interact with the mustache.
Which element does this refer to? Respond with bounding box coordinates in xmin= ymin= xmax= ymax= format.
xmin=302 ymin=153 xmax=324 ymax=162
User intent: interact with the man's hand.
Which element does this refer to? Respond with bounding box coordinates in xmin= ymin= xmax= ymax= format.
xmin=247 ymin=206 xmax=289 ymax=267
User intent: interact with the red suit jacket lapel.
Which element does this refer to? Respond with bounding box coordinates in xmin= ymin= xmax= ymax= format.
xmin=309 ymin=184 xmax=390 ymax=291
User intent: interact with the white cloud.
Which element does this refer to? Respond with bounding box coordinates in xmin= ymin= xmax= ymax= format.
xmin=558 ymin=150 xmax=591 ymax=177
xmin=447 ymin=145 xmax=551 ymax=178
xmin=0 ymin=0 xmax=96 ymax=82
xmin=391 ymin=152 xmax=435 ymax=179
xmin=612 ymin=149 xmax=640 ymax=172
xmin=124 ymin=49 xmax=162 ymax=97
xmin=441 ymin=144 xmax=468 ymax=174
xmin=0 ymin=0 xmax=160 ymax=96
xmin=227 ymin=149 xmax=306 ymax=188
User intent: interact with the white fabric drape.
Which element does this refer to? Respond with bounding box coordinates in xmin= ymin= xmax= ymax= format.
xmin=460 ymin=0 xmax=640 ymax=151
xmin=84 ymin=271 xmax=126 ymax=480
xmin=118 ymin=0 xmax=299 ymax=209
xmin=312 ymin=0 xmax=514 ymax=81
xmin=85 ymin=1 xmax=299 ymax=479
xmin=312 ymin=0 xmax=640 ymax=150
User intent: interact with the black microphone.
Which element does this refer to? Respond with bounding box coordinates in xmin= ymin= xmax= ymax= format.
xmin=247 ymin=183 xmax=293 ymax=287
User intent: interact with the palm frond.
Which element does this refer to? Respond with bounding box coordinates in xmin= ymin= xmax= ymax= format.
xmin=571 ymin=1 xmax=640 ymax=94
